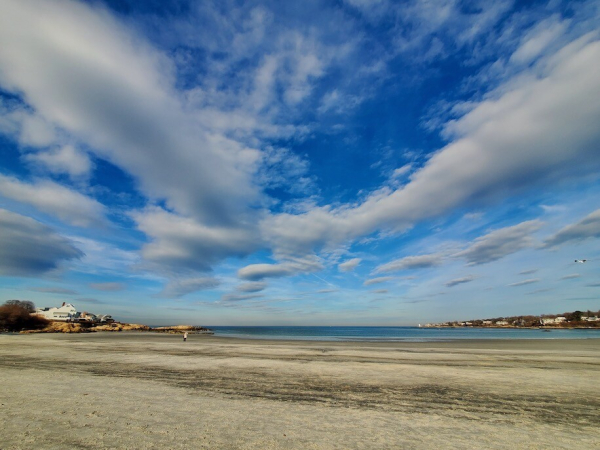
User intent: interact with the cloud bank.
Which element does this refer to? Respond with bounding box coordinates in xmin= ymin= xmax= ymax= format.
xmin=0 ymin=209 xmax=83 ymax=276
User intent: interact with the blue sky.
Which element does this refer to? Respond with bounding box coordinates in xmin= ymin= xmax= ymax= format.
xmin=0 ymin=0 xmax=599 ymax=326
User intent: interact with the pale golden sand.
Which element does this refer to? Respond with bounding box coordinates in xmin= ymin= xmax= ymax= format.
xmin=0 ymin=333 xmax=598 ymax=449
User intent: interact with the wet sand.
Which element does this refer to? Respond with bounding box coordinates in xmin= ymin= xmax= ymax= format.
xmin=1 ymin=333 xmax=599 ymax=449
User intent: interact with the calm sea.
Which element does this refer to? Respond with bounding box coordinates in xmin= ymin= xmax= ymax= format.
xmin=207 ymin=326 xmax=600 ymax=342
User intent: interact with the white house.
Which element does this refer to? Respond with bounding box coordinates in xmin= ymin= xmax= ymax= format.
xmin=541 ymin=317 xmax=567 ymax=325
xmin=34 ymin=302 xmax=77 ymax=322
xmin=582 ymin=316 xmax=599 ymax=322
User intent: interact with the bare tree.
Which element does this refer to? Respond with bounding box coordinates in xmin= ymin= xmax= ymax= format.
xmin=4 ymin=300 xmax=36 ymax=313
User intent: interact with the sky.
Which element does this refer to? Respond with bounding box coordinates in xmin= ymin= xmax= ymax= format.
xmin=0 ymin=0 xmax=599 ymax=326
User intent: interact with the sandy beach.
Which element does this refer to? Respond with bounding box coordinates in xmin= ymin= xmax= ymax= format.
xmin=1 ymin=333 xmax=598 ymax=449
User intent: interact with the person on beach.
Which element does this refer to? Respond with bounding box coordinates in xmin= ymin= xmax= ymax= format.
xmin=183 ymin=332 xmax=188 ymax=342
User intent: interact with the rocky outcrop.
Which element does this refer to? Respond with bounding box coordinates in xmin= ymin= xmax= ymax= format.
xmin=21 ymin=322 xmax=150 ymax=333
xmin=19 ymin=322 xmax=210 ymax=334
xmin=94 ymin=323 xmax=150 ymax=332
xmin=152 ymin=325 xmax=213 ymax=334
xmin=21 ymin=322 xmax=92 ymax=333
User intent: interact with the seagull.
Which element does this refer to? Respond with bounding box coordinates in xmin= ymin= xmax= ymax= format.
xmin=575 ymin=259 xmax=587 ymax=263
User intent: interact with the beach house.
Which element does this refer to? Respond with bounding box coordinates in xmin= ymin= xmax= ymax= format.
xmin=581 ymin=316 xmax=599 ymax=322
xmin=540 ymin=317 xmax=567 ymax=325
xmin=34 ymin=302 xmax=77 ymax=321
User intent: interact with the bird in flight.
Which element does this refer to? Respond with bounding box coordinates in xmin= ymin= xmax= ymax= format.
xmin=574 ymin=259 xmax=587 ymax=263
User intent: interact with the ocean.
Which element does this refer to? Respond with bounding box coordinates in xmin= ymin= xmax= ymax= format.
xmin=207 ymin=326 xmax=600 ymax=342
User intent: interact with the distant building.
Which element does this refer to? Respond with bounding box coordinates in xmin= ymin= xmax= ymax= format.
xmin=97 ymin=314 xmax=114 ymax=323
xmin=541 ymin=317 xmax=567 ymax=325
xmin=34 ymin=302 xmax=77 ymax=321
xmin=494 ymin=320 xmax=509 ymax=326
xmin=78 ymin=311 xmax=98 ymax=322
xmin=582 ymin=316 xmax=599 ymax=322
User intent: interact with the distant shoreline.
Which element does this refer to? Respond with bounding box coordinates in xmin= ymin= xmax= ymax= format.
xmin=422 ymin=325 xmax=600 ymax=329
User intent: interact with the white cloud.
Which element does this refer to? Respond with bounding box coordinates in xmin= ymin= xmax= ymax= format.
xmin=133 ymin=207 xmax=261 ymax=275
xmin=375 ymin=253 xmax=443 ymax=273
xmin=508 ymin=278 xmax=540 ymax=287
xmin=509 ymin=15 xmax=568 ymax=65
xmin=519 ymin=269 xmax=538 ymax=275
xmin=76 ymin=297 xmax=103 ymax=304
xmin=389 ymin=0 xmax=513 ymax=58
xmin=0 ymin=101 xmax=57 ymax=147
xmin=544 ymin=208 xmax=600 ymax=248
xmin=237 ymin=282 xmax=268 ymax=293
xmin=220 ymin=292 xmax=264 ymax=303
xmin=25 ymin=145 xmax=92 ymax=179
xmin=363 ymin=276 xmax=393 ymax=286
xmin=238 ymin=264 xmax=293 ymax=281
xmin=89 ymin=282 xmax=125 ymax=292
xmin=445 ymin=276 xmax=475 ymax=288
xmin=391 ymin=164 xmax=413 ymax=179
xmin=0 ymin=174 xmax=106 ymax=227
xmin=0 ymin=208 xmax=83 ymax=276
xmin=338 ymin=258 xmax=361 ymax=272
xmin=455 ymin=220 xmax=543 ymax=265
xmin=29 ymin=287 xmax=78 ymax=295
xmin=256 ymin=146 xmax=316 ymax=196
xmin=372 ymin=289 xmax=388 ymax=294
xmin=238 ymin=256 xmax=323 ymax=281
xmin=560 ymin=274 xmax=580 ymax=281
xmin=160 ymin=277 xmax=220 ymax=298
xmin=317 ymin=288 xmax=338 ymax=294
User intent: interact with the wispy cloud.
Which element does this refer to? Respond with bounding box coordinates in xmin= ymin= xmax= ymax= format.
xmin=364 ymin=276 xmax=393 ymax=286
xmin=25 ymin=145 xmax=92 ymax=180
xmin=338 ymin=258 xmax=362 ymax=272
xmin=238 ymin=257 xmax=322 ymax=281
xmin=89 ymin=282 xmax=126 ymax=292
xmin=220 ymin=293 xmax=264 ymax=303
xmin=509 ymin=278 xmax=540 ymax=287
xmin=160 ymin=277 xmax=220 ymax=298
xmin=445 ymin=276 xmax=475 ymax=288
xmin=371 ymin=289 xmax=388 ymax=294
xmin=76 ymin=297 xmax=104 ymax=304
xmin=30 ymin=287 xmax=78 ymax=295
xmin=375 ymin=253 xmax=443 ymax=273
xmin=544 ymin=209 xmax=600 ymax=248
xmin=560 ymin=273 xmax=580 ymax=280
xmin=237 ymin=282 xmax=268 ymax=293
xmin=455 ymin=221 xmax=542 ymax=265
xmin=0 ymin=174 xmax=106 ymax=227
xmin=519 ymin=269 xmax=538 ymax=275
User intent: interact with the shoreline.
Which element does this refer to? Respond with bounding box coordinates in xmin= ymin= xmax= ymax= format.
xmin=6 ymin=328 xmax=600 ymax=345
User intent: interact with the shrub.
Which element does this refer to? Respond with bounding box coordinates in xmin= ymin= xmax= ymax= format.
xmin=0 ymin=302 xmax=49 ymax=332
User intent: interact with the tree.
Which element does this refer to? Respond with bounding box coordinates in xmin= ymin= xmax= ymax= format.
xmin=0 ymin=301 xmax=48 ymax=332
xmin=4 ymin=300 xmax=35 ymax=312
